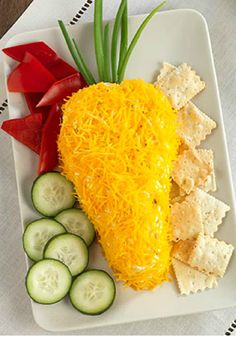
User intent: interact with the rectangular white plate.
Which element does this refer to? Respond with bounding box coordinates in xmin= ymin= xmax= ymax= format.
xmin=3 ymin=9 xmax=236 ymax=332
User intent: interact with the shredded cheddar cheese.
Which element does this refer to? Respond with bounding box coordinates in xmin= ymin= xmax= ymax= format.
xmin=58 ymin=80 xmax=179 ymax=290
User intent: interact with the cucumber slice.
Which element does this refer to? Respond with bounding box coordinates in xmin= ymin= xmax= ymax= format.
xmin=26 ymin=259 xmax=72 ymax=304
xmin=32 ymin=172 xmax=76 ymax=217
xmin=44 ymin=233 xmax=89 ymax=276
xmin=69 ymin=270 xmax=116 ymax=315
xmin=55 ymin=209 xmax=95 ymax=246
xmin=23 ymin=218 xmax=66 ymax=261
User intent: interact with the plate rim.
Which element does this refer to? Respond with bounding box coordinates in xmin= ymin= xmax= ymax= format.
xmin=4 ymin=8 xmax=208 ymax=49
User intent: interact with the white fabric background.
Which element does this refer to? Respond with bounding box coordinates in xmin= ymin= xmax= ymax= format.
xmin=0 ymin=0 xmax=236 ymax=335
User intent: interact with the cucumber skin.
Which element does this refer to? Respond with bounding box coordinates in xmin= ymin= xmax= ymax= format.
xmin=31 ymin=172 xmax=76 ymax=217
xmin=22 ymin=219 xmax=67 ymax=262
xmin=25 ymin=258 xmax=72 ymax=305
xmin=43 ymin=233 xmax=89 ymax=276
xmin=69 ymin=269 xmax=116 ymax=315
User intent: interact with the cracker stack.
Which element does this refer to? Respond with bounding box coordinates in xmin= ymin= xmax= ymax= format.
xmin=155 ymin=63 xmax=234 ymax=295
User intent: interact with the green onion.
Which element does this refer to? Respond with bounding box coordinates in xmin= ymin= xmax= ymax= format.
xmin=58 ymin=20 xmax=95 ymax=85
xmin=59 ymin=1 xmax=167 ymax=85
xmin=103 ymin=24 xmax=112 ymax=82
xmin=72 ymin=39 xmax=96 ymax=85
xmin=118 ymin=0 xmax=128 ymax=72
xmin=94 ymin=0 xmax=105 ymax=82
xmin=118 ymin=0 xmax=166 ymax=82
xmin=111 ymin=0 xmax=127 ymax=83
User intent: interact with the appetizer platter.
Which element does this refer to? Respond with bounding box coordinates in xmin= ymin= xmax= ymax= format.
xmin=1 ymin=0 xmax=236 ymax=332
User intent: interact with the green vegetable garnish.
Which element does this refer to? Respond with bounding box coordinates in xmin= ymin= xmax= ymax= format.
xmin=111 ymin=0 xmax=127 ymax=83
xmin=103 ymin=24 xmax=112 ymax=82
xmin=118 ymin=0 xmax=128 ymax=72
xmin=94 ymin=0 xmax=105 ymax=82
xmin=118 ymin=1 xmax=166 ymax=82
xmin=72 ymin=39 xmax=95 ymax=85
xmin=59 ymin=0 xmax=166 ymax=84
xmin=58 ymin=20 xmax=95 ymax=85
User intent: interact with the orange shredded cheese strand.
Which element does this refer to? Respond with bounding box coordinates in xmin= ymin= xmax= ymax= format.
xmin=58 ymin=80 xmax=179 ymax=290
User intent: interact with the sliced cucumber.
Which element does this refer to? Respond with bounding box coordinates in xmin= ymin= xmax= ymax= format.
xmin=44 ymin=233 xmax=89 ymax=276
xmin=23 ymin=218 xmax=66 ymax=261
xmin=55 ymin=209 xmax=95 ymax=246
xmin=69 ymin=270 xmax=116 ymax=315
xmin=32 ymin=172 xmax=76 ymax=217
xmin=26 ymin=259 xmax=72 ymax=304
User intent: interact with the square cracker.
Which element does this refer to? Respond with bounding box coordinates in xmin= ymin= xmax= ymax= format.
xmin=201 ymin=170 xmax=217 ymax=193
xmin=172 ymin=240 xmax=195 ymax=263
xmin=177 ymin=102 xmax=217 ymax=148
xmin=170 ymin=181 xmax=186 ymax=204
xmin=188 ymin=233 xmax=234 ymax=277
xmin=185 ymin=188 xmax=230 ymax=236
xmin=171 ymin=148 xmax=212 ymax=194
xmin=156 ymin=63 xmax=176 ymax=82
xmin=172 ymin=258 xmax=218 ymax=295
xmin=171 ymin=200 xmax=203 ymax=241
xmin=197 ymin=149 xmax=214 ymax=167
xmin=197 ymin=149 xmax=217 ymax=192
xmin=157 ymin=63 xmax=206 ymax=110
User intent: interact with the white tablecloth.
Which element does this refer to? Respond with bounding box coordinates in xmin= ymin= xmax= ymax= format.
xmin=0 ymin=0 xmax=236 ymax=334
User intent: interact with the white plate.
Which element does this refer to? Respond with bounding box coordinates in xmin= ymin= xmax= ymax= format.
xmin=3 ymin=9 xmax=236 ymax=332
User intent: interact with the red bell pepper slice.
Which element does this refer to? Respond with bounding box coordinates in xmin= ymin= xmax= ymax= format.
xmin=3 ymin=42 xmax=77 ymax=80
xmin=37 ymin=73 xmax=87 ymax=107
xmin=24 ymin=93 xmax=50 ymax=121
xmin=1 ymin=113 xmax=44 ymax=154
xmin=8 ymin=52 xmax=56 ymax=93
xmin=46 ymin=59 xmax=77 ymax=80
xmin=38 ymin=104 xmax=61 ymax=175
xmin=3 ymin=42 xmax=58 ymax=64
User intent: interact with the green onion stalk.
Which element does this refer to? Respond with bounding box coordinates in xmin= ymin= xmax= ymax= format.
xmin=58 ymin=0 xmax=166 ymax=85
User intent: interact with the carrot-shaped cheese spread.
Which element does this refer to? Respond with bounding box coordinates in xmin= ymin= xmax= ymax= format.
xmin=58 ymin=80 xmax=179 ymax=290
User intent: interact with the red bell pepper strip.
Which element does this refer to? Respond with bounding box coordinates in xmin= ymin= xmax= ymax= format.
xmin=8 ymin=52 xmax=56 ymax=93
xmin=3 ymin=42 xmax=58 ymax=64
xmin=37 ymin=73 xmax=87 ymax=107
xmin=24 ymin=93 xmax=50 ymax=121
xmin=1 ymin=113 xmax=44 ymax=154
xmin=38 ymin=104 xmax=61 ymax=175
xmin=3 ymin=42 xmax=77 ymax=80
xmin=46 ymin=58 xmax=77 ymax=80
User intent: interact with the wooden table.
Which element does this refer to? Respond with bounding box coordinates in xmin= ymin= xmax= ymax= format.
xmin=0 ymin=0 xmax=33 ymax=38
